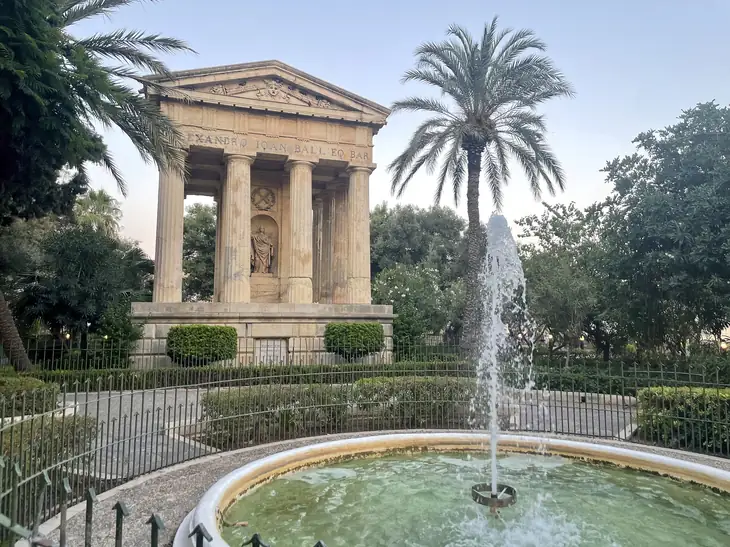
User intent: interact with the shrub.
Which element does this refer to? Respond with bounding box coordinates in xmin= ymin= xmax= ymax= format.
xmin=353 ymin=376 xmax=475 ymax=428
xmin=2 ymin=415 xmax=98 ymax=470
xmin=22 ymin=360 xmax=473 ymax=389
xmin=637 ymin=386 xmax=730 ymax=455
xmin=0 ymin=376 xmax=59 ymax=416
xmin=200 ymin=384 xmax=349 ymax=449
xmin=166 ymin=325 xmax=237 ymax=366
xmin=324 ymin=322 xmax=384 ymax=360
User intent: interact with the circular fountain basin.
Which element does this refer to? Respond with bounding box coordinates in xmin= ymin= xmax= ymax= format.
xmin=173 ymin=433 xmax=730 ymax=547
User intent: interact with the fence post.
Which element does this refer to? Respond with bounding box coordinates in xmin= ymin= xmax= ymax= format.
xmin=59 ymin=477 xmax=73 ymax=547
xmin=32 ymin=471 xmax=52 ymax=536
xmin=147 ymin=513 xmax=165 ymax=547
xmin=243 ymin=533 xmax=270 ymax=547
xmin=189 ymin=523 xmax=212 ymax=547
xmin=84 ymin=488 xmax=97 ymax=547
xmin=113 ymin=501 xmax=129 ymax=547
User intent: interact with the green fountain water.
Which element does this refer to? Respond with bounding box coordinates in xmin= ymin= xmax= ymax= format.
xmin=222 ymin=452 xmax=730 ymax=547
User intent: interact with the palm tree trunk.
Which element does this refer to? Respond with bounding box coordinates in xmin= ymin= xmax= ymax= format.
xmin=462 ymin=147 xmax=485 ymax=358
xmin=0 ymin=291 xmax=31 ymax=371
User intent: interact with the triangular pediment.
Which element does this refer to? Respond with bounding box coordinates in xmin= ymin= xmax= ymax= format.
xmin=144 ymin=60 xmax=390 ymax=126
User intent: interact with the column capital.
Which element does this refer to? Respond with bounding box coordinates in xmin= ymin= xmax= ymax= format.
xmin=346 ymin=165 xmax=373 ymax=175
xmin=285 ymin=159 xmax=316 ymax=171
xmin=226 ymin=153 xmax=255 ymax=165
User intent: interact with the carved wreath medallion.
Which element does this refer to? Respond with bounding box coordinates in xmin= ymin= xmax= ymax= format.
xmin=251 ymin=187 xmax=276 ymax=211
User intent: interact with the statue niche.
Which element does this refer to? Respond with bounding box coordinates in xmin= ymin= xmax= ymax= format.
xmin=251 ymin=215 xmax=278 ymax=274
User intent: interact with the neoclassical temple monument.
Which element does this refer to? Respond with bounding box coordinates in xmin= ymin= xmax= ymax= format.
xmin=131 ymin=61 xmax=393 ymax=363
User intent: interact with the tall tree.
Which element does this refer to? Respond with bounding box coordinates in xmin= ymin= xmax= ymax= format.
xmin=182 ymin=203 xmax=216 ymax=302
xmin=73 ymin=189 xmax=122 ymax=236
xmin=388 ymin=19 xmax=573 ymax=349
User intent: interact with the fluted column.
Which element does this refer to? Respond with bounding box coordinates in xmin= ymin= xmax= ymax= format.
xmin=213 ymin=193 xmax=222 ymax=301
xmin=286 ymin=160 xmax=314 ymax=303
xmin=346 ymin=166 xmax=372 ymax=304
xmin=319 ymin=191 xmax=334 ymax=303
xmin=153 ymin=168 xmax=185 ymax=302
xmin=312 ymin=196 xmax=323 ymax=303
xmin=220 ymin=154 xmax=254 ymax=303
xmin=331 ymin=186 xmax=349 ymax=303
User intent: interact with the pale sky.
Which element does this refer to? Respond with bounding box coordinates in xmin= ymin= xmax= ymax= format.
xmin=71 ymin=0 xmax=730 ymax=257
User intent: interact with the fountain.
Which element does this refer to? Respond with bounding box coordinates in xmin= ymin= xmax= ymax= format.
xmin=174 ymin=216 xmax=730 ymax=547
xmin=470 ymin=214 xmax=533 ymax=513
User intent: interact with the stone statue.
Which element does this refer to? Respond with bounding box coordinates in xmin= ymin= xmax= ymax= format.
xmin=251 ymin=225 xmax=275 ymax=273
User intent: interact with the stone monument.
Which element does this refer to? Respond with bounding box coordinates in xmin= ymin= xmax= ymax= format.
xmin=131 ymin=60 xmax=394 ymax=365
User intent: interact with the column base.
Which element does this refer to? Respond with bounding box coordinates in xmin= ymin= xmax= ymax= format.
xmin=287 ymin=277 xmax=313 ymax=304
xmin=346 ymin=277 xmax=371 ymax=304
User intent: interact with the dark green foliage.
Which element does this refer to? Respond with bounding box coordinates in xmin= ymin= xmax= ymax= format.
xmin=1 ymin=416 xmax=98 ymax=469
xmin=200 ymin=384 xmax=348 ymax=449
xmin=324 ymin=322 xmax=384 ymax=360
xmin=14 ymin=225 xmax=152 ymax=340
xmin=354 ymin=376 xmax=474 ymax=428
xmin=0 ymin=0 xmax=104 ymax=225
xmin=0 ymin=376 xmax=59 ymax=415
xmin=182 ymin=204 xmax=216 ymax=302
xmin=166 ymin=325 xmax=237 ymax=366
xmin=638 ymin=387 xmax=730 ymax=455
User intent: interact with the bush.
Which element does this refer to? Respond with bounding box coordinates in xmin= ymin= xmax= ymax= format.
xmin=200 ymin=384 xmax=349 ymax=449
xmin=324 ymin=322 xmax=384 ymax=360
xmin=22 ymin=360 xmax=473 ymax=389
xmin=2 ymin=415 xmax=98 ymax=470
xmin=637 ymin=386 xmax=730 ymax=455
xmin=0 ymin=376 xmax=59 ymax=415
xmin=26 ymin=335 xmax=133 ymax=370
xmin=353 ymin=376 xmax=475 ymax=428
xmin=166 ymin=325 xmax=237 ymax=366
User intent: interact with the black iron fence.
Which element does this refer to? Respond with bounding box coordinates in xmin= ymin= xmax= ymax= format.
xmin=0 ymin=338 xmax=729 ymax=545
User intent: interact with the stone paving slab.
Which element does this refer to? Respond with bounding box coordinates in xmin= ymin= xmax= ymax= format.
xmin=40 ymin=430 xmax=730 ymax=547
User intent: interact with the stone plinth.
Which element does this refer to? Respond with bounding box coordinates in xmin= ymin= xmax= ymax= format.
xmin=130 ymin=302 xmax=393 ymax=368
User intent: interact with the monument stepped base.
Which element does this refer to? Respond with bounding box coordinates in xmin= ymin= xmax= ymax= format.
xmin=130 ymin=302 xmax=394 ymax=369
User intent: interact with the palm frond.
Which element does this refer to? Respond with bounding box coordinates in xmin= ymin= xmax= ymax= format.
xmin=391 ymin=97 xmax=455 ymax=118
xmin=59 ymin=0 xmax=157 ymax=26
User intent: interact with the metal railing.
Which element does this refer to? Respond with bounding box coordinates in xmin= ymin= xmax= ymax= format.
xmin=0 ymin=338 xmax=728 ymax=545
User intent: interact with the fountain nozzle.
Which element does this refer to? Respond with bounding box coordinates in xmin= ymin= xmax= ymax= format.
xmin=471 ymin=483 xmax=517 ymax=511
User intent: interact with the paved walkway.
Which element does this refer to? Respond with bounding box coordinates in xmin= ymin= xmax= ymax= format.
xmin=41 ymin=431 xmax=730 ymax=547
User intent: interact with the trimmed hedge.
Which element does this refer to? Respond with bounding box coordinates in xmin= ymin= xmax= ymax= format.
xmin=200 ymin=384 xmax=349 ymax=449
xmin=24 ymin=360 xmax=473 ymax=390
xmin=354 ymin=376 xmax=475 ymax=429
xmin=166 ymin=325 xmax=237 ymax=366
xmin=324 ymin=322 xmax=384 ymax=360
xmin=0 ymin=376 xmax=59 ymax=415
xmin=2 ymin=415 xmax=98 ymax=470
xmin=637 ymin=386 xmax=730 ymax=455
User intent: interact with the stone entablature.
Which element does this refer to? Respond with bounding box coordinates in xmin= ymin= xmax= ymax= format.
xmin=136 ymin=61 xmax=393 ymax=353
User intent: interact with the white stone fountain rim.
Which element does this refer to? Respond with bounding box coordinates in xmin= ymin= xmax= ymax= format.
xmin=173 ymin=432 xmax=730 ymax=547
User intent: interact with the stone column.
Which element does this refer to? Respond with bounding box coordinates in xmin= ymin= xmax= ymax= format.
xmin=153 ymin=168 xmax=185 ymax=303
xmin=346 ymin=166 xmax=372 ymax=304
xmin=219 ymin=154 xmax=254 ymax=303
xmin=286 ymin=160 xmax=314 ymax=303
xmin=319 ymin=191 xmax=334 ymax=303
xmin=312 ymin=196 xmax=323 ymax=303
xmin=213 ymin=193 xmax=222 ymax=301
xmin=331 ymin=186 xmax=349 ymax=303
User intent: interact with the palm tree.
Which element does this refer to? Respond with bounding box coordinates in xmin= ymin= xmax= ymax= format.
xmin=388 ymin=19 xmax=574 ymax=348
xmin=0 ymin=0 xmax=194 ymax=370
xmin=74 ymin=189 xmax=123 ymax=236
xmin=56 ymin=0 xmax=195 ymax=194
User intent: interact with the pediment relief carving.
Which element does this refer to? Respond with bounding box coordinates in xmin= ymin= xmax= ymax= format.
xmin=195 ymin=78 xmax=346 ymax=111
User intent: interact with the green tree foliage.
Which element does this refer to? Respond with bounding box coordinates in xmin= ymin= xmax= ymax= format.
xmin=388 ymin=19 xmax=573 ymax=348
xmin=370 ymin=202 xmax=466 ymax=282
xmin=597 ymin=101 xmax=730 ymax=352
xmin=14 ymin=224 xmax=152 ymax=342
xmin=517 ymin=203 xmax=598 ymax=360
xmin=182 ymin=203 xmax=216 ymax=302
xmin=73 ymin=189 xmax=122 ymax=236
